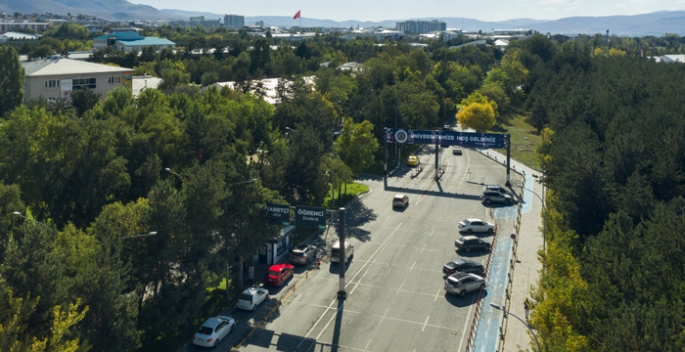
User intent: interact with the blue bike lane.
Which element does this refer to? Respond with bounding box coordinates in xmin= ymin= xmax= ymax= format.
xmin=471 ymin=171 xmax=534 ymax=351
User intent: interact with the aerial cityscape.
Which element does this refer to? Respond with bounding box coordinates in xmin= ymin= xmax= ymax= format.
xmin=1 ymin=1 xmax=685 ymax=351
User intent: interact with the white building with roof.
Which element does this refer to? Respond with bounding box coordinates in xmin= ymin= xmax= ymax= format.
xmin=650 ymin=55 xmax=685 ymax=63
xmin=21 ymin=57 xmax=133 ymax=103
xmin=209 ymin=76 xmax=315 ymax=105
xmin=132 ymin=75 xmax=164 ymax=98
xmin=0 ymin=31 xmax=40 ymax=42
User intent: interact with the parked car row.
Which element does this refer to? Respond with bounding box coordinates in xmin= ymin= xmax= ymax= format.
xmin=442 ymin=216 xmax=496 ymax=298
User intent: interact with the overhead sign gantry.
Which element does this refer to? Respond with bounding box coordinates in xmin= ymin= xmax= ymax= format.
xmin=384 ymin=128 xmax=512 ymax=184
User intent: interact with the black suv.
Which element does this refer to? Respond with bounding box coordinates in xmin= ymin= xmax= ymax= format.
xmin=442 ymin=259 xmax=485 ymax=276
xmin=455 ymin=235 xmax=492 ymax=253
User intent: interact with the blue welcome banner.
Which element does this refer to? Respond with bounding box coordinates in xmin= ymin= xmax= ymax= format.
xmin=385 ymin=128 xmax=508 ymax=149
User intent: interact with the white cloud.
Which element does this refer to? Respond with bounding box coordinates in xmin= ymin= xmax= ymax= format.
xmin=631 ymin=0 xmax=657 ymax=3
xmin=538 ymin=0 xmax=568 ymax=4
xmin=615 ymin=3 xmax=627 ymax=7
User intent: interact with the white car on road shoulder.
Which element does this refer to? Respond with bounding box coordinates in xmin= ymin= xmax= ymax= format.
xmin=192 ymin=316 xmax=235 ymax=347
xmin=237 ymin=287 xmax=269 ymax=311
xmin=458 ymin=218 xmax=495 ymax=233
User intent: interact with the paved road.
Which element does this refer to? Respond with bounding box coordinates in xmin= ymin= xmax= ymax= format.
xmin=186 ymin=144 xmax=523 ymax=352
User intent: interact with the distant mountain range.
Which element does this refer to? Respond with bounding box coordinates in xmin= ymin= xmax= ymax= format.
xmin=161 ymin=9 xmax=685 ymax=36
xmin=0 ymin=0 xmax=181 ymax=21
xmin=1 ymin=0 xmax=683 ymax=36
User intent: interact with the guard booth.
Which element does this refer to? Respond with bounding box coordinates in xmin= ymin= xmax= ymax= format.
xmin=258 ymin=225 xmax=295 ymax=265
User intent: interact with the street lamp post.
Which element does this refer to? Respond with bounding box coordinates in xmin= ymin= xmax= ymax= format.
xmin=12 ymin=211 xmax=46 ymax=225
xmin=525 ymin=185 xmax=547 ymax=252
xmin=119 ymin=231 xmax=158 ymax=263
xmin=490 ymin=303 xmax=542 ymax=352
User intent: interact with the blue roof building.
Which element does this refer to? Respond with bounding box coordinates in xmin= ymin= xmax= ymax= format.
xmin=93 ymin=32 xmax=175 ymax=52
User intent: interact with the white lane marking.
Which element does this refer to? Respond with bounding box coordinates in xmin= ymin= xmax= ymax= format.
xmin=315 ymin=304 xmax=344 ymax=340
xmin=284 ymin=300 xmax=362 ymax=313
xmin=380 ymin=308 xmax=389 ymax=324
xmin=409 ymin=261 xmax=416 ymax=272
xmin=302 ymin=222 xmax=405 ymax=346
xmin=352 ymin=258 xmax=442 ymax=274
xmin=422 ymin=316 xmax=430 ymax=332
xmin=420 ymin=244 xmax=426 ymax=253
xmin=445 ymin=204 xmax=449 ymax=210
xmin=396 ymin=282 xmax=404 ymax=295
xmin=429 ymin=228 xmax=435 ymax=237
xmin=370 ymin=314 xmax=459 ymax=331
xmin=348 ymin=222 xmax=404 ymax=296
xmin=434 ymin=288 xmax=442 ymax=302
xmin=363 ymin=340 xmax=372 ymax=352
xmin=457 ymin=294 xmax=478 ymax=352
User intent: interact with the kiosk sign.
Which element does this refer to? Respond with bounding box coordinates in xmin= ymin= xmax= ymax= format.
xmin=385 ymin=128 xmax=508 ymax=149
xmin=295 ymin=206 xmax=327 ymax=229
xmin=266 ymin=204 xmax=290 ymax=225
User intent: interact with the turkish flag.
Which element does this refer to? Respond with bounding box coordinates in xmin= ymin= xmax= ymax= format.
xmin=293 ymin=10 xmax=301 ymax=19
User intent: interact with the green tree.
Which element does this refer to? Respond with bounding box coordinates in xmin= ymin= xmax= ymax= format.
xmin=70 ymin=87 xmax=102 ymax=117
xmin=0 ymin=46 xmax=24 ymax=117
xmin=335 ymin=118 xmax=379 ymax=175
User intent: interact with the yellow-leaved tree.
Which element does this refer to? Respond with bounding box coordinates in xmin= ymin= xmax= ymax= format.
xmin=456 ymin=102 xmax=495 ymax=132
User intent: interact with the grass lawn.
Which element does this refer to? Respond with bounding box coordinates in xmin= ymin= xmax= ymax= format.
xmin=324 ymin=182 xmax=369 ymax=209
xmin=491 ymin=114 xmax=542 ymax=171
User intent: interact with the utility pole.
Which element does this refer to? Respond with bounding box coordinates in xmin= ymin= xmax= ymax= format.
xmin=337 ymin=207 xmax=347 ymax=299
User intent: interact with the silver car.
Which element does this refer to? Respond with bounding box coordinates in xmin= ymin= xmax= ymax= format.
xmin=290 ymin=244 xmax=316 ymax=265
xmin=444 ymin=272 xmax=486 ymax=297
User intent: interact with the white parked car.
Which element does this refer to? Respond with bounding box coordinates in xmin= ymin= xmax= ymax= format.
xmin=458 ymin=218 xmax=495 ymax=233
xmin=237 ymin=287 xmax=269 ymax=311
xmin=192 ymin=316 xmax=235 ymax=347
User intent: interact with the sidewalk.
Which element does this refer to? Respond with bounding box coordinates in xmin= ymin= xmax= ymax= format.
xmin=478 ymin=149 xmax=544 ymax=352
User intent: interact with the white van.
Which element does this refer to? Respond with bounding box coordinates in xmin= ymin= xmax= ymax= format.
xmin=330 ymin=240 xmax=354 ymax=263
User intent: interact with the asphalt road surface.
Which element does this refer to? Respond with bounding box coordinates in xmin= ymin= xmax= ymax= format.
xmin=189 ymin=144 xmax=523 ymax=352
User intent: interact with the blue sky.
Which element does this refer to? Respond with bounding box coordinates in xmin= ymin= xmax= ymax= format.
xmin=128 ymin=0 xmax=685 ymax=22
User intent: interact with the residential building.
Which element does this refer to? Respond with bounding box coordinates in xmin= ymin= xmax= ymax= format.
xmin=396 ymin=20 xmax=445 ymax=35
xmin=93 ymin=31 xmax=175 ymax=52
xmin=225 ymin=14 xmax=245 ymax=29
xmin=0 ymin=20 xmax=51 ymax=34
xmin=430 ymin=20 xmax=447 ymax=31
xmin=21 ymin=57 xmax=133 ymax=103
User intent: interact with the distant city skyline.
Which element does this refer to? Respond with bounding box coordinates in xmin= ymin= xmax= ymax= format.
xmin=127 ymin=0 xmax=685 ymax=22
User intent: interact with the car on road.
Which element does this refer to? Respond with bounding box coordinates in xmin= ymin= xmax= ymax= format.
xmin=265 ymin=263 xmax=294 ymax=287
xmin=455 ymin=235 xmax=492 ymax=253
xmin=290 ymin=244 xmax=316 ymax=265
xmin=407 ymin=155 xmax=419 ymax=167
xmin=458 ymin=218 xmax=495 ymax=233
xmin=443 ymin=259 xmax=485 ymax=276
xmin=481 ymin=186 xmax=513 ymax=205
xmin=444 ymin=272 xmax=486 ymax=297
xmin=192 ymin=316 xmax=236 ymax=347
xmin=392 ymin=194 xmax=409 ymax=208
xmin=452 ymin=146 xmax=462 ymax=155
xmin=237 ymin=287 xmax=269 ymax=311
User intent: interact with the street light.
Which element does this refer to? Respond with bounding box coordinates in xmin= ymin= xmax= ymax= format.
xmin=12 ymin=211 xmax=46 ymax=225
xmin=525 ymin=184 xmax=547 ymax=252
xmin=490 ymin=303 xmax=541 ymax=352
xmin=119 ymin=231 xmax=158 ymax=264
xmin=164 ymin=167 xmax=182 ymax=178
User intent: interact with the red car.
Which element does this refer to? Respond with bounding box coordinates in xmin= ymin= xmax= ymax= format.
xmin=264 ymin=263 xmax=294 ymax=287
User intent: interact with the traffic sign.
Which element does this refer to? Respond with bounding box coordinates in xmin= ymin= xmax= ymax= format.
xmin=266 ymin=203 xmax=291 ymax=225
xmin=295 ymin=206 xmax=327 ymax=229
